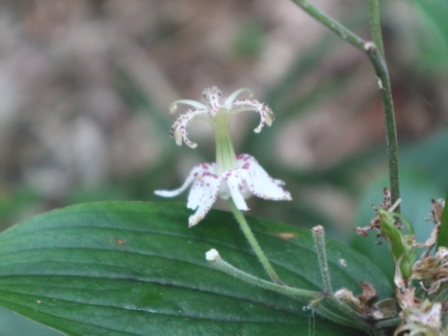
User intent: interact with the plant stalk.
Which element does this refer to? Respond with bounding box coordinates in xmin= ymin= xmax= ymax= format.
xmin=206 ymin=247 xmax=373 ymax=332
xmin=368 ymin=0 xmax=385 ymax=57
xmin=207 ymin=251 xmax=321 ymax=299
xmin=367 ymin=0 xmax=401 ymax=212
xmin=312 ymin=226 xmax=368 ymax=328
xmin=290 ymin=0 xmax=401 ymax=210
xmin=312 ymin=225 xmax=333 ymax=295
xmin=312 ymin=300 xmax=372 ymax=333
xmin=229 ymin=199 xmax=283 ymax=284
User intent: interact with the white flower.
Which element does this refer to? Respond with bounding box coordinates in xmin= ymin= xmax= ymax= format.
xmin=155 ymin=154 xmax=292 ymax=227
xmin=156 ymin=87 xmax=290 ymax=227
xmin=169 ymin=86 xmax=274 ymax=148
xmin=396 ymin=300 xmax=443 ymax=336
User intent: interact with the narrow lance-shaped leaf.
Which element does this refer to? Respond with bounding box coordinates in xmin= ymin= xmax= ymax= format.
xmin=436 ymin=194 xmax=448 ymax=249
xmin=378 ymin=209 xmax=415 ymax=280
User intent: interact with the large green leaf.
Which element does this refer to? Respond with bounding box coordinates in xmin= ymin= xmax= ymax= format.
xmin=0 ymin=202 xmax=392 ymax=335
xmin=408 ymin=0 xmax=448 ymax=71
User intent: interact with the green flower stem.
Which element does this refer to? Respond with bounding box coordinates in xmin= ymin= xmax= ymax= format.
xmin=312 ymin=226 xmax=367 ymax=327
xmin=312 ymin=225 xmax=332 ymax=295
xmin=325 ymin=296 xmax=367 ymax=328
xmin=371 ymin=55 xmax=401 ymax=212
xmin=368 ymin=0 xmax=385 ymax=57
xmin=373 ymin=317 xmax=401 ymax=330
xmin=207 ymin=253 xmax=321 ymax=299
xmin=214 ymin=109 xmax=282 ymax=284
xmin=208 ymin=248 xmax=372 ymax=333
xmin=291 ymin=0 xmax=365 ymax=49
xmin=290 ymin=0 xmax=401 ymax=210
xmin=312 ymin=301 xmax=371 ymax=333
xmin=214 ymin=112 xmax=238 ymax=174
xmin=367 ymin=0 xmax=400 ymax=212
xmin=208 ymin=247 xmax=372 ymax=331
xmin=229 ymin=199 xmax=283 ymax=285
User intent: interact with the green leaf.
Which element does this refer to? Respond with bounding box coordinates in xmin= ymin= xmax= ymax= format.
xmin=0 ymin=202 xmax=392 ymax=335
xmin=436 ymin=194 xmax=448 ymax=249
xmin=408 ymin=0 xmax=448 ymax=71
xmin=402 ymin=130 xmax=448 ymax=191
xmin=0 ymin=307 xmax=62 ymax=336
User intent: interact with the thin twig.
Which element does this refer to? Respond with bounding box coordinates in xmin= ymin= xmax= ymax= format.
xmin=290 ymin=0 xmax=401 ymax=210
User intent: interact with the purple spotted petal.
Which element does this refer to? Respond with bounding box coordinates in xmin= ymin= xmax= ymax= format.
xmin=187 ymin=171 xmax=222 ymax=227
xmin=170 ymin=109 xmax=209 ymax=148
xmin=237 ymin=154 xmax=292 ymax=201
xmin=154 ymin=162 xmax=215 ymax=197
xmin=229 ymin=100 xmax=274 ymax=133
xmin=168 ymin=87 xmax=275 ymax=148
xmin=201 ymin=86 xmax=223 ymax=112
xmin=222 ymin=169 xmax=249 ymax=211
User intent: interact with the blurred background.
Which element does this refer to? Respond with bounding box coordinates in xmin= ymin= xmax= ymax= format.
xmin=0 ymin=0 xmax=447 ymax=334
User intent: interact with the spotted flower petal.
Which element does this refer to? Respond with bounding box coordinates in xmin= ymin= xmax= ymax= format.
xmin=396 ymin=300 xmax=443 ymax=336
xmin=229 ymin=100 xmax=274 ymax=133
xmin=155 ymin=154 xmax=291 ymax=226
xmin=169 ymin=109 xmax=209 ymax=148
xmin=201 ymin=86 xmax=223 ymax=112
xmin=168 ymin=86 xmax=274 ymax=147
xmin=154 ymin=163 xmax=212 ymax=198
xmin=237 ymin=154 xmax=292 ymax=201
xmin=222 ymin=169 xmax=250 ymax=211
xmin=187 ymin=171 xmax=221 ymax=227
xmin=169 ymin=100 xmax=207 ymax=114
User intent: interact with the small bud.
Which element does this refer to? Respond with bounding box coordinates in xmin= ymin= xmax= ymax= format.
xmin=312 ymin=225 xmax=324 ymax=234
xmin=363 ymin=41 xmax=376 ymax=52
xmin=169 ymin=103 xmax=178 ymax=114
xmin=205 ymin=248 xmax=221 ymax=262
